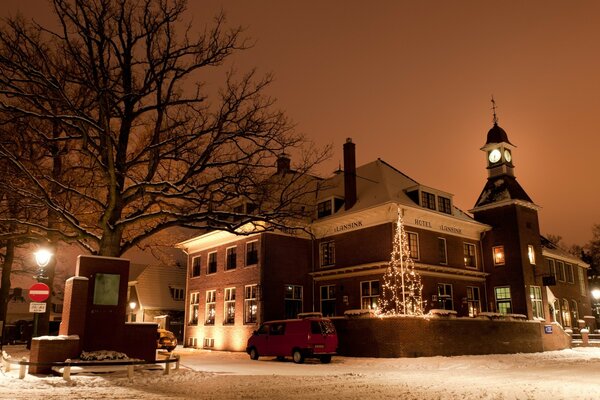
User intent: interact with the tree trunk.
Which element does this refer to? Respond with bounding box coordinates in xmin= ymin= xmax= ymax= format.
xmin=0 ymin=239 xmax=15 ymax=325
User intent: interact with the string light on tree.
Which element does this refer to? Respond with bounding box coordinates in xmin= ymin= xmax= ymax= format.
xmin=379 ymin=206 xmax=424 ymax=316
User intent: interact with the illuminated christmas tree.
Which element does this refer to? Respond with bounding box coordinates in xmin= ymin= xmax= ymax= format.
xmin=379 ymin=207 xmax=424 ymax=316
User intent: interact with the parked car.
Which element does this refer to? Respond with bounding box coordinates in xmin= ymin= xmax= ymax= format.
xmin=157 ymin=329 xmax=178 ymax=352
xmin=246 ymin=316 xmax=338 ymax=364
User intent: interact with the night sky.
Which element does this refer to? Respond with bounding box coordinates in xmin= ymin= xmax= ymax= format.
xmin=4 ymin=0 xmax=600 ymax=246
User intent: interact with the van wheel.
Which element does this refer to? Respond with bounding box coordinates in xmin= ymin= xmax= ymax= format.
xmin=249 ymin=347 xmax=259 ymax=360
xmin=319 ymin=355 xmax=332 ymax=364
xmin=292 ymin=350 xmax=305 ymax=364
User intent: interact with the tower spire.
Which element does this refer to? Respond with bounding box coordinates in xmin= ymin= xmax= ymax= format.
xmin=491 ymin=95 xmax=499 ymax=125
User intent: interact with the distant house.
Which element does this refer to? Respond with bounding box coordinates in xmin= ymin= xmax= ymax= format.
xmin=127 ymin=262 xmax=187 ymax=341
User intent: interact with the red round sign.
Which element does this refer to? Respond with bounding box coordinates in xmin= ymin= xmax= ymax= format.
xmin=28 ymin=282 xmax=50 ymax=302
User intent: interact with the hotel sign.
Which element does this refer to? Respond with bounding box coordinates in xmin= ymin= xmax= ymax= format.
xmin=333 ymin=221 xmax=363 ymax=234
xmin=413 ymin=218 xmax=462 ymax=235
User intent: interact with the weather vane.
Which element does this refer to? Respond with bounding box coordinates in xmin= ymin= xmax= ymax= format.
xmin=491 ymin=95 xmax=499 ymax=125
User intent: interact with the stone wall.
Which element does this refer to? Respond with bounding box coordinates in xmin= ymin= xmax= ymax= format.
xmin=332 ymin=315 xmax=570 ymax=358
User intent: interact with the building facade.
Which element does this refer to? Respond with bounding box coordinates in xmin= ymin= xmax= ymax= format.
xmin=178 ymin=125 xmax=592 ymax=352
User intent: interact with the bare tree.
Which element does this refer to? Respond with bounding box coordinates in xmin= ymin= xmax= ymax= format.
xmin=0 ymin=0 xmax=328 ymax=257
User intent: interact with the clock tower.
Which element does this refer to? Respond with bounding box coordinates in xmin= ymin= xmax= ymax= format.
xmin=471 ymin=114 xmax=548 ymax=321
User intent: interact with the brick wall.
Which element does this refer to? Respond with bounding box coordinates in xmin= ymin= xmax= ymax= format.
xmin=331 ymin=315 xmax=568 ymax=358
xmin=29 ymin=337 xmax=80 ymax=374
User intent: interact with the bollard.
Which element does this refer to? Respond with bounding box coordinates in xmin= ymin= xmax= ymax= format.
xmin=63 ymin=359 xmax=72 ymax=381
xmin=581 ymin=329 xmax=590 ymax=346
xmin=164 ymin=355 xmax=171 ymax=375
xmin=127 ymin=365 xmax=134 ymax=379
xmin=19 ymin=357 xmax=27 ymax=379
xmin=175 ymin=354 xmax=180 ymax=370
xmin=2 ymin=351 xmax=11 ymax=372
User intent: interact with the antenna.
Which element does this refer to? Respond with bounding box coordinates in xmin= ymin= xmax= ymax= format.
xmin=491 ymin=95 xmax=499 ymax=125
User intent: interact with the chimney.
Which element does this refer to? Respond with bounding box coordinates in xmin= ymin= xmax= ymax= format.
xmin=276 ymin=153 xmax=291 ymax=174
xmin=343 ymin=138 xmax=357 ymax=210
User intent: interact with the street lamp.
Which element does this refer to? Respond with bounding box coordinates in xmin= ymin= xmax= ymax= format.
xmin=32 ymin=248 xmax=53 ymax=339
xmin=129 ymin=301 xmax=137 ymax=322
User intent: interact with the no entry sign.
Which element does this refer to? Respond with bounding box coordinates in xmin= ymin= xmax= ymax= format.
xmin=28 ymin=282 xmax=50 ymax=302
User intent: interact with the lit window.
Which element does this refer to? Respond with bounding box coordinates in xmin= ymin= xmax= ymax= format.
xmin=407 ymin=232 xmax=420 ymax=260
xmin=284 ymin=285 xmax=303 ymax=319
xmin=464 ymin=243 xmax=477 ymax=268
xmin=437 ymin=283 xmax=453 ymax=310
xmin=244 ymin=285 xmax=258 ymax=324
xmin=495 ymin=286 xmax=512 ymax=314
xmin=224 ymin=288 xmax=236 ymax=325
xmin=571 ymin=299 xmax=579 ymax=323
xmin=530 ymin=286 xmax=543 ymax=319
xmin=189 ymin=292 xmax=200 ymax=325
xmin=466 ymin=286 xmax=480 ymax=317
xmin=320 ymin=285 xmax=336 ymax=317
xmin=528 ymin=245 xmax=536 ymax=265
xmin=361 ymin=280 xmax=380 ymax=310
xmin=205 ymin=290 xmax=216 ymax=325
xmin=493 ymin=246 xmax=505 ymax=266
xmin=320 ymin=241 xmax=335 ymax=267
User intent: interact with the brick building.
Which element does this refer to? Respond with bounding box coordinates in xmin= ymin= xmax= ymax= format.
xmin=177 ymin=122 xmax=591 ymax=351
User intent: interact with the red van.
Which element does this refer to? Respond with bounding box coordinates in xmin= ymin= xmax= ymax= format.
xmin=246 ymin=317 xmax=338 ymax=363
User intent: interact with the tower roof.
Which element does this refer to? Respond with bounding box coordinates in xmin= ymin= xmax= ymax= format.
xmin=473 ymin=175 xmax=533 ymax=208
xmin=485 ymin=123 xmax=514 ymax=146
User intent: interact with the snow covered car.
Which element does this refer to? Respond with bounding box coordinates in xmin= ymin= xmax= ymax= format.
xmin=246 ymin=317 xmax=338 ymax=363
xmin=157 ymin=329 xmax=178 ymax=352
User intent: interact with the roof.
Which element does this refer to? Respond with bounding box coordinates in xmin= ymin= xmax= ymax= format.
xmin=540 ymin=236 xmax=589 ymax=267
xmin=129 ymin=263 xmax=186 ymax=311
xmin=317 ymin=158 xmax=476 ymax=223
xmin=473 ymin=175 xmax=533 ymax=208
xmin=485 ymin=123 xmax=514 ymax=146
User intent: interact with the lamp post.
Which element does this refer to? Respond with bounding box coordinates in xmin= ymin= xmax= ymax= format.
xmin=129 ymin=301 xmax=137 ymax=322
xmin=32 ymin=249 xmax=52 ymax=338
xmin=592 ymin=289 xmax=600 ymax=331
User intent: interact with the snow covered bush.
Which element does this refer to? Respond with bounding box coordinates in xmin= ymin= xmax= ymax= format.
xmin=80 ymin=350 xmax=129 ymax=361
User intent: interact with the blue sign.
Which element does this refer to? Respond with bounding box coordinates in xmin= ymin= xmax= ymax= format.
xmin=544 ymin=325 xmax=553 ymax=334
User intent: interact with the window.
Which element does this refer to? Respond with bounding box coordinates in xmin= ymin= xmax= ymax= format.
xmin=188 ymin=337 xmax=198 ymax=348
xmin=207 ymin=252 xmax=217 ymax=274
xmin=493 ymin=246 xmax=505 ymax=266
xmin=320 ymin=241 xmax=335 ymax=267
xmin=438 ymin=238 xmax=447 ymax=265
xmin=361 ymin=280 xmax=380 ymax=310
xmin=527 ymin=245 xmax=536 ymax=265
xmin=561 ymin=298 xmax=571 ymax=327
xmin=246 ymin=241 xmax=258 ymax=266
xmin=317 ymin=200 xmax=332 ymax=218
xmin=205 ymin=290 xmax=216 ymax=325
xmin=284 ymin=285 xmax=303 ymax=319
xmin=421 ymin=191 xmax=436 ymax=210
xmin=557 ymin=260 xmax=566 ymax=282
xmin=437 ymin=283 xmax=453 ymax=310
xmin=530 ymin=286 xmax=543 ymax=319
xmin=244 ymin=285 xmax=258 ymax=324
xmin=566 ymin=263 xmax=574 ymax=284
xmin=170 ymin=287 xmax=184 ymax=301
xmin=466 ymin=286 xmax=480 ymax=317
xmin=189 ymin=292 xmax=200 ymax=325
xmin=438 ymin=196 xmax=452 ymax=214
xmin=203 ymin=338 xmax=215 ymax=348
xmin=548 ymin=259 xmax=557 ymax=281
xmin=226 ymin=247 xmax=237 ymax=271
xmin=578 ymin=267 xmax=587 ymax=297
xmin=224 ymin=287 xmax=236 ymax=324
xmin=407 ymin=232 xmax=420 ymax=260
xmin=494 ymin=286 xmax=512 ymax=314
xmin=464 ymin=243 xmax=477 ymax=268
xmin=320 ymin=285 xmax=336 ymax=317
xmin=191 ymin=256 xmax=201 ymax=277
xmin=571 ymin=299 xmax=579 ymax=324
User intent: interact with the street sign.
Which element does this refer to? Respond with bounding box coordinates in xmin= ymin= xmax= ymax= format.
xmin=28 ymin=282 xmax=50 ymax=302
xmin=29 ymin=302 xmax=47 ymax=313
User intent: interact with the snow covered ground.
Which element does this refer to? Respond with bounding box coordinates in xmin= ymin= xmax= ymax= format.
xmin=1 ymin=345 xmax=600 ymax=399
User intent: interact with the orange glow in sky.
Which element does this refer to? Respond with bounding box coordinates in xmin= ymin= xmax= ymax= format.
xmin=4 ymin=0 xmax=599 ymax=245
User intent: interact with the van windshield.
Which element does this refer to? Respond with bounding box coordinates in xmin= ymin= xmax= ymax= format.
xmin=310 ymin=320 xmax=336 ymax=335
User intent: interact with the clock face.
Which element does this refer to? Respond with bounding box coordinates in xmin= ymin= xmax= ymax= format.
xmin=488 ymin=149 xmax=501 ymax=163
xmin=504 ymin=149 xmax=512 ymax=162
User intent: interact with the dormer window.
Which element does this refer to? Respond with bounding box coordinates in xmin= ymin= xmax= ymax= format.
xmin=407 ymin=187 xmax=453 ymax=215
xmin=421 ymin=192 xmax=436 ymax=210
xmin=232 ymin=202 xmax=257 ymax=222
xmin=438 ymin=196 xmax=451 ymax=214
xmin=317 ymin=197 xmax=345 ymax=219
